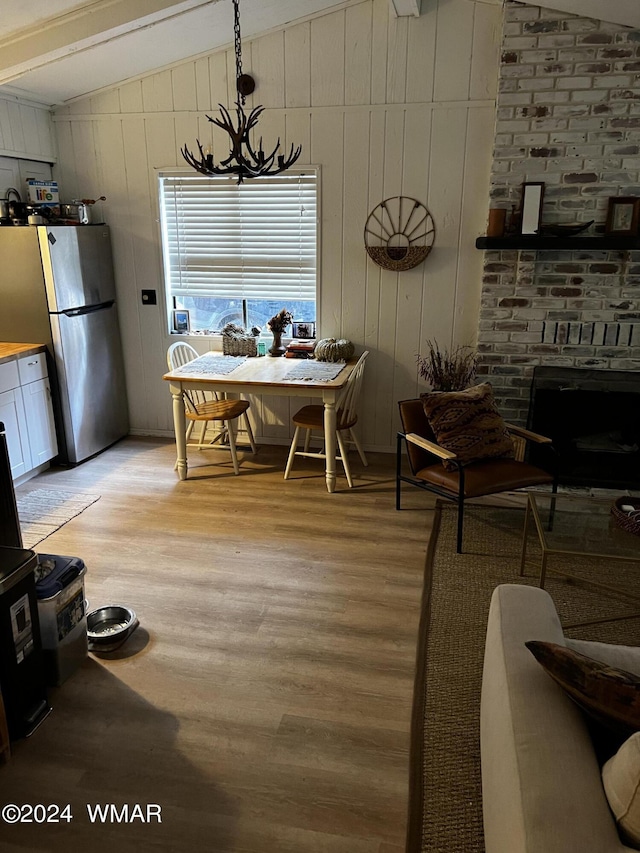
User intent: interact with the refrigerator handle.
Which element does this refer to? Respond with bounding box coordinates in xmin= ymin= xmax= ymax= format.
xmin=61 ymin=300 xmax=115 ymax=317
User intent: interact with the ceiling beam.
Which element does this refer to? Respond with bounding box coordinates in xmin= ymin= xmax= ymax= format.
xmin=389 ymin=0 xmax=421 ymax=18
xmin=0 ymin=0 xmax=220 ymax=83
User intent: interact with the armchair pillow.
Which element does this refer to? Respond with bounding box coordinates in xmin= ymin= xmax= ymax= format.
xmin=420 ymin=382 xmax=514 ymax=471
xmin=526 ymin=641 xmax=640 ymax=740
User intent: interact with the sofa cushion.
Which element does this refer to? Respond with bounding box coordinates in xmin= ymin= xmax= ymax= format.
xmin=420 ymin=382 xmax=514 ymax=471
xmin=603 ymin=732 xmax=640 ymax=849
xmin=526 ymin=641 xmax=640 ymax=740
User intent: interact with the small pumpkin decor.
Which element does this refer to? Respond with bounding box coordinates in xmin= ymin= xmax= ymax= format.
xmin=314 ymin=338 xmax=355 ymax=362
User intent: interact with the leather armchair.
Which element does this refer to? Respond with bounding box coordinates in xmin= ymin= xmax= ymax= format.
xmin=397 ymin=398 xmax=557 ymax=552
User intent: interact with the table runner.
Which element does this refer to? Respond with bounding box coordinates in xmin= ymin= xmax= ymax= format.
xmin=172 ymin=353 xmax=247 ymax=376
xmin=283 ymin=361 xmax=346 ymax=381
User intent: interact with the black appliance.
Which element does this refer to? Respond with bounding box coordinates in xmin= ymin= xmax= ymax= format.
xmin=0 ymin=423 xmax=22 ymax=548
xmin=0 ymin=425 xmax=50 ymax=738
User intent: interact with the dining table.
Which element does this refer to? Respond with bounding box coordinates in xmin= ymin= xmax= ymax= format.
xmin=163 ymin=352 xmax=357 ymax=492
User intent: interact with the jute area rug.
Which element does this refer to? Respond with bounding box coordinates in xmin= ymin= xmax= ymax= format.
xmin=16 ymin=488 xmax=100 ymax=549
xmin=407 ymin=498 xmax=640 ymax=853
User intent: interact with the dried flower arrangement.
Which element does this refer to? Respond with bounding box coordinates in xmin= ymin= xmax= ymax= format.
xmin=417 ymin=339 xmax=478 ymax=391
xmin=267 ymin=308 xmax=294 ymax=334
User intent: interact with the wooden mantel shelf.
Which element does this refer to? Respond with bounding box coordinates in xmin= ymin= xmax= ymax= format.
xmin=475 ymin=235 xmax=640 ymax=251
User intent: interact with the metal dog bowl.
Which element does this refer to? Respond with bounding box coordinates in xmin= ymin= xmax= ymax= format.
xmin=87 ymin=605 xmax=138 ymax=651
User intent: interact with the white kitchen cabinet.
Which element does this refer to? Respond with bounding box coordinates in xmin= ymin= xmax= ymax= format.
xmin=0 ymin=157 xmax=21 ymax=200
xmin=21 ymin=376 xmax=57 ymax=467
xmin=18 ymin=160 xmax=53 ymax=189
xmin=0 ymin=350 xmax=58 ymax=481
xmin=0 ymin=386 xmax=31 ymax=478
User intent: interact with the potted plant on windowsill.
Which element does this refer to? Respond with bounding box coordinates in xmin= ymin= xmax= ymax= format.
xmin=417 ymin=339 xmax=478 ymax=391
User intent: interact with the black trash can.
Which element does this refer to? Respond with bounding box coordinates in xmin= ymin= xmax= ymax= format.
xmin=0 ymin=547 xmax=50 ymax=739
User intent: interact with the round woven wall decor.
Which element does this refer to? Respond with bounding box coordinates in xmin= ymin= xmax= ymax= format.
xmin=364 ymin=196 xmax=435 ymax=271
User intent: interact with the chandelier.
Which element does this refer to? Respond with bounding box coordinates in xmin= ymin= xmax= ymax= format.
xmin=181 ymin=0 xmax=302 ymax=183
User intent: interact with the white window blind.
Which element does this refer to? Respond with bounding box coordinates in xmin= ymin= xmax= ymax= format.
xmin=159 ymin=169 xmax=318 ymax=302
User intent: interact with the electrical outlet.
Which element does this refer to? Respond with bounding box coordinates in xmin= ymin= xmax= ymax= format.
xmin=141 ymin=289 xmax=157 ymax=305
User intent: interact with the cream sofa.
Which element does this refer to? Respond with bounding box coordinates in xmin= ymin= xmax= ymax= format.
xmin=481 ymin=583 xmax=640 ymax=853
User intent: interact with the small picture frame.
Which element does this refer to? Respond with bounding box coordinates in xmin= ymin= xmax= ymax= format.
xmin=605 ymin=197 xmax=640 ymax=236
xmin=291 ymin=321 xmax=316 ymax=339
xmin=172 ymin=309 xmax=190 ymax=334
xmin=520 ymin=182 xmax=545 ymax=234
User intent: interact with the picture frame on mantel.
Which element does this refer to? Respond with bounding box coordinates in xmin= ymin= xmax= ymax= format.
xmin=520 ymin=182 xmax=545 ymax=234
xmin=605 ymin=197 xmax=640 ymax=236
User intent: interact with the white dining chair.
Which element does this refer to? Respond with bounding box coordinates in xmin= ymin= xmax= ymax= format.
xmin=284 ymin=351 xmax=369 ymax=487
xmin=166 ymin=342 xmax=256 ymax=475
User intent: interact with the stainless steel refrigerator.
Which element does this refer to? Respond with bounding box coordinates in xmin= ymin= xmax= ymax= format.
xmin=0 ymin=225 xmax=129 ymax=464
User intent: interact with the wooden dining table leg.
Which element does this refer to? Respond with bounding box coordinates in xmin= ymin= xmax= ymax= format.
xmin=323 ymin=395 xmax=337 ymax=493
xmin=170 ymin=381 xmax=188 ymax=480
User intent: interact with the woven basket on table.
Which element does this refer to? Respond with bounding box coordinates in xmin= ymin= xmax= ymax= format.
xmin=222 ymin=335 xmax=257 ymax=357
xmin=611 ymin=496 xmax=640 ymax=537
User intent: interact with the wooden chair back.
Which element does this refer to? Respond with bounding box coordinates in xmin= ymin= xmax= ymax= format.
xmin=167 ymin=341 xmax=199 ymax=370
xmin=336 ymin=351 xmax=368 ymax=427
xmin=166 ymin=342 xmax=213 ymax=412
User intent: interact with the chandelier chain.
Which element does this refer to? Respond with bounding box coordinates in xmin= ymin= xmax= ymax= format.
xmin=180 ymin=0 xmax=302 ymax=182
xmin=233 ymin=0 xmax=245 ymax=105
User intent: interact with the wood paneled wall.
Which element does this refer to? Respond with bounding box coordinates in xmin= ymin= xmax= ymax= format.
xmin=52 ymin=0 xmax=501 ymax=449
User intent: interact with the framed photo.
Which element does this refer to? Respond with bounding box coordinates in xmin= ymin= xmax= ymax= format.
xmin=520 ymin=182 xmax=545 ymax=234
xmin=605 ymin=197 xmax=640 ymax=236
xmin=172 ymin=309 xmax=190 ymax=334
xmin=291 ymin=321 xmax=316 ymax=339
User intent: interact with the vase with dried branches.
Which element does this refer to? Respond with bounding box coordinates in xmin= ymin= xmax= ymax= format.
xmin=417 ymin=340 xmax=478 ymax=391
xmin=267 ymin=308 xmax=293 ymax=356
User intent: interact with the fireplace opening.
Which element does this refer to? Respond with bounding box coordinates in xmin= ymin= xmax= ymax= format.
xmin=527 ymin=367 xmax=640 ymax=490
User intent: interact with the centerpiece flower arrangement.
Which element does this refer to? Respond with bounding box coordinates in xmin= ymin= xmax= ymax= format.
xmin=267 ymin=308 xmax=293 ymax=356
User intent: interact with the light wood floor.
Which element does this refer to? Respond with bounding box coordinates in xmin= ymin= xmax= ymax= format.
xmin=1 ymin=437 xmax=436 ymax=853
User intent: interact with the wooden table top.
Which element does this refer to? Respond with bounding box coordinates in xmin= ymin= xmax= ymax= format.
xmin=163 ymin=353 xmax=356 ymax=390
xmin=0 ymin=342 xmax=47 ymax=365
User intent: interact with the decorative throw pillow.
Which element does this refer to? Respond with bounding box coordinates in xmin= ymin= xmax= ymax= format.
xmin=526 ymin=641 xmax=640 ymax=739
xmin=420 ymin=382 xmax=514 ymax=471
xmin=603 ymin=732 xmax=640 ymax=849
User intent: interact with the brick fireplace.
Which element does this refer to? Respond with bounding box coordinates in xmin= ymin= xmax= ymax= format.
xmin=476 ymin=0 xmax=640 ymax=449
xmin=527 ymin=366 xmax=640 ymax=488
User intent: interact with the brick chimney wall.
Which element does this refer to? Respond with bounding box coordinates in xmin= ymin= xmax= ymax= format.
xmin=477 ymin=1 xmax=640 ymax=424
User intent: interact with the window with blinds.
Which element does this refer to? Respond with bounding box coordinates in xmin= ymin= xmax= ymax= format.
xmin=158 ymin=168 xmax=319 ymax=335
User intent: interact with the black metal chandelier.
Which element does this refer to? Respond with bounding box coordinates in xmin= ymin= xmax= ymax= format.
xmin=181 ymin=0 xmax=302 ymax=184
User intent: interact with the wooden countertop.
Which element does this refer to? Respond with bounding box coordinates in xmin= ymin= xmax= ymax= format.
xmin=0 ymin=343 xmax=47 ymax=365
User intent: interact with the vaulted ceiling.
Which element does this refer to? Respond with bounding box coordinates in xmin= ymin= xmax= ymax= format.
xmin=0 ymin=0 xmax=403 ymax=106
xmin=0 ymin=0 xmax=637 ymax=108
